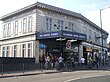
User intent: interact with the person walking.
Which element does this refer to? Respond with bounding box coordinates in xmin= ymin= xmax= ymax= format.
xmin=81 ymin=56 xmax=85 ymax=69
xmin=58 ymin=56 xmax=64 ymax=70
xmin=70 ymin=55 xmax=74 ymax=69
xmin=93 ymin=55 xmax=99 ymax=68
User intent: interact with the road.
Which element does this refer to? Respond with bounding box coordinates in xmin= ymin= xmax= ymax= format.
xmin=0 ymin=70 xmax=110 ymax=82
xmin=69 ymin=75 xmax=110 ymax=82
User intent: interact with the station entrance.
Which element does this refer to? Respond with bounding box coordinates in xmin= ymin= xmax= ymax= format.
xmin=39 ymin=38 xmax=80 ymax=63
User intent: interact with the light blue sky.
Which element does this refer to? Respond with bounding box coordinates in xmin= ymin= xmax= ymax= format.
xmin=0 ymin=0 xmax=110 ymax=41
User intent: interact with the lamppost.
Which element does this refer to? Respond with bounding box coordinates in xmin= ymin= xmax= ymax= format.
xmin=100 ymin=7 xmax=110 ymax=65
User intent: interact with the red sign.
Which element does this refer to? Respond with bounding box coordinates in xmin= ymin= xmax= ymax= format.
xmin=66 ymin=41 xmax=71 ymax=49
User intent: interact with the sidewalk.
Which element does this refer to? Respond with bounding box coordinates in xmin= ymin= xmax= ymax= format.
xmin=0 ymin=65 xmax=110 ymax=78
xmin=0 ymin=69 xmax=59 ymax=78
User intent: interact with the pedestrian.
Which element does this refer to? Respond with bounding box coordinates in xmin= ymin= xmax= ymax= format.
xmin=70 ymin=55 xmax=74 ymax=69
xmin=88 ymin=55 xmax=93 ymax=69
xmin=45 ymin=55 xmax=51 ymax=69
xmin=54 ymin=55 xmax=58 ymax=69
xmin=39 ymin=54 xmax=45 ymax=69
xmin=58 ymin=55 xmax=64 ymax=70
xmin=93 ymin=55 xmax=99 ymax=68
xmin=81 ymin=56 xmax=85 ymax=69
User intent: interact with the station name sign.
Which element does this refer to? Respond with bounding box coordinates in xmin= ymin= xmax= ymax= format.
xmin=37 ymin=30 xmax=87 ymax=40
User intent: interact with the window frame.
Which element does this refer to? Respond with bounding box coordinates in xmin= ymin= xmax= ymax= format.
xmin=13 ymin=45 xmax=17 ymax=57
xmin=28 ymin=16 xmax=32 ymax=32
xmin=23 ymin=18 xmax=27 ymax=33
xmin=46 ymin=17 xmax=52 ymax=32
xmin=22 ymin=44 xmax=26 ymax=57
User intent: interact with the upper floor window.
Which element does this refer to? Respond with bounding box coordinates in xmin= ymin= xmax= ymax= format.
xmin=2 ymin=47 xmax=5 ymax=57
xmin=3 ymin=24 xmax=6 ymax=37
xmin=68 ymin=22 xmax=74 ymax=32
xmin=28 ymin=16 xmax=32 ymax=32
xmin=14 ymin=45 xmax=17 ymax=57
xmin=23 ymin=18 xmax=27 ymax=33
xmin=58 ymin=20 xmax=64 ymax=30
xmin=46 ymin=17 xmax=52 ymax=31
xmin=88 ymin=29 xmax=92 ymax=42
xmin=97 ymin=34 xmax=100 ymax=44
xmin=15 ymin=21 xmax=18 ymax=35
xmin=94 ymin=32 xmax=97 ymax=43
xmin=7 ymin=23 xmax=11 ymax=36
xmin=83 ymin=26 xmax=87 ymax=35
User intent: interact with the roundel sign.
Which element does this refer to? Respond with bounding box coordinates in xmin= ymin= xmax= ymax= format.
xmin=66 ymin=41 xmax=71 ymax=49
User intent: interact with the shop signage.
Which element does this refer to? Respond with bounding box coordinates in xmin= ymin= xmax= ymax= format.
xmin=37 ymin=30 xmax=87 ymax=40
xmin=66 ymin=41 xmax=71 ymax=49
xmin=86 ymin=47 xmax=92 ymax=52
xmin=108 ymin=48 xmax=110 ymax=52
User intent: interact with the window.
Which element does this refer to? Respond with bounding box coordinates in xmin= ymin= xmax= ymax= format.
xmin=3 ymin=24 xmax=6 ymax=37
xmin=22 ymin=44 xmax=26 ymax=57
xmin=83 ymin=26 xmax=87 ymax=34
xmin=2 ymin=47 xmax=5 ymax=57
xmin=7 ymin=23 xmax=11 ymax=36
xmin=23 ymin=18 xmax=27 ymax=33
xmin=68 ymin=22 xmax=74 ymax=32
xmin=28 ymin=43 xmax=32 ymax=57
xmin=94 ymin=32 xmax=97 ymax=43
xmin=28 ymin=16 xmax=32 ymax=32
xmin=15 ymin=21 xmax=18 ymax=35
xmin=88 ymin=29 xmax=92 ymax=42
xmin=14 ymin=45 xmax=17 ymax=57
xmin=97 ymin=34 xmax=100 ymax=44
xmin=58 ymin=20 xmax=64 ymax=30
xmin=46 ymin=17 xmax=52 ymax=31
xmin=6 ymin=46 xmax=9 ymax=57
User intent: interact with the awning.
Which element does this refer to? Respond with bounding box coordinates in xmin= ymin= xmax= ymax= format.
xmin=37 ymin=30 xmax=87 ymax=41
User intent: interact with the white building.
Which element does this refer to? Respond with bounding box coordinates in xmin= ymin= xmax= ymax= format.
xmin=0 ymin=2 xmax=108 ymax=64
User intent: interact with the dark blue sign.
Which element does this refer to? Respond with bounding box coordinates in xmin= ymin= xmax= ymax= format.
xmin=62 ymin=31 xmax=86 ymax=40
xmin=108 ymin=48 xmax=110 ymax=52
xmin=37 ymin=30 xmax=87 ymax=40
xmin=37 ymin=31 xmax=61 ymax=39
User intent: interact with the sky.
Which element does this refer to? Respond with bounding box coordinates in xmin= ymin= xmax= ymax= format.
xmin=0 ymin=0 xmax=110 ymax=42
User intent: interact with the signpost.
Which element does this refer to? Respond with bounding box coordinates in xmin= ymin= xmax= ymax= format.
xmin=66 ymin=41 xmax=71 ymax=49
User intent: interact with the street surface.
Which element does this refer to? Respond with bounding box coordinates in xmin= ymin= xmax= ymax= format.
xmin=69 ymin=75 xmax=110 ymax=82
xmin=0 ymin=70 xmax=110 ymax=82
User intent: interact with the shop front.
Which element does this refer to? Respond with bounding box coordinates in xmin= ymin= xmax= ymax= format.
xmin=37 ymin=30 xmax=87 ymax=64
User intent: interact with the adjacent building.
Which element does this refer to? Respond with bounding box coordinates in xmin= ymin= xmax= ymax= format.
xmin=0 ymin=2 xmax=108 ymax=65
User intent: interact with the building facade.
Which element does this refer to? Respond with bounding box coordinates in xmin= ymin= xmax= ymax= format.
xmin=0 ymin=2 xmax=108 ymax=64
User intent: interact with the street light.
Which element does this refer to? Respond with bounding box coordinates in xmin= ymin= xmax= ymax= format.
xmin=100 ymin=6 xmax=110 ymax=65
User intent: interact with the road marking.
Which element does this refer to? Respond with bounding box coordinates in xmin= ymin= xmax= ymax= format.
xmin=64 ymin=74 xmax=109 ymax=82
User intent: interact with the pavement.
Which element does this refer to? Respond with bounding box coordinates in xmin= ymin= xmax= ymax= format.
xmin=0 ymin=65 xmax=110 ymax=78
